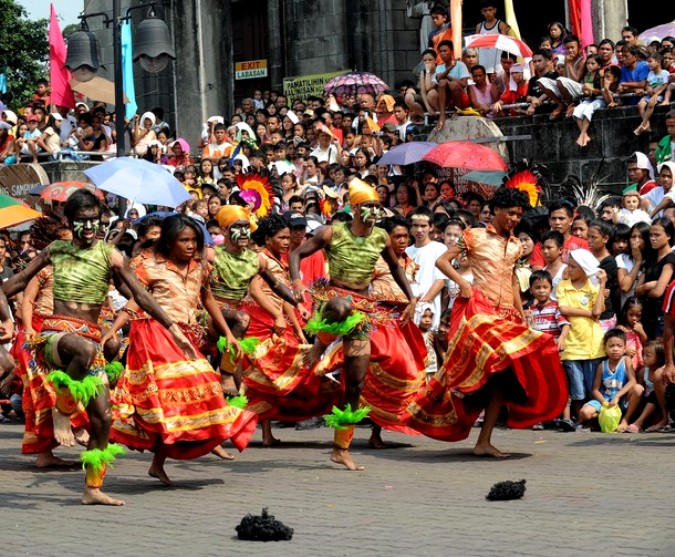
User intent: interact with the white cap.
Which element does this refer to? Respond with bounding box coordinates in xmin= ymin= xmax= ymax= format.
xmin=50 ymin=112 xmax=63 ymax=121
xmin=2 ymin=110 xmax=17 ymax=125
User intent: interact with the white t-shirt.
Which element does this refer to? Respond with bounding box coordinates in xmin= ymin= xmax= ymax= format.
xmin=406 ymin=240 xmax=448 ymax=329
xmin=642 ymin=186 xmax=666 ymax=216
xmin=615 ymin=253 xmax=636 ymax=309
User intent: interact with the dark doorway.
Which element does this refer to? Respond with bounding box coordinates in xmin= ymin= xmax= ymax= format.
xmin=627 ymin=1 xmax=675 ymax=35
xmin=231 ymin=0 xmax=271 ymax=101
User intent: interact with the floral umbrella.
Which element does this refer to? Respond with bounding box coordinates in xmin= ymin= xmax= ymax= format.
xmin=39 ymin=181 xmax=105 ymax=202
xmin=324 ymin=71 xmax=388 ymax=97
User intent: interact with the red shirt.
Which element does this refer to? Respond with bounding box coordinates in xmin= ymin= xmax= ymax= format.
xmin=662 ymin=280 xmax=675 ymax=316
xmin=530 ymin=235 xmax=589 ymax=268
xmin=638 ymin=180 xmax=658 ymax=196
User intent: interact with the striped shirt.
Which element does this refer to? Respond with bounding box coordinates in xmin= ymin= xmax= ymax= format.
xmin=528 ymin=300 xmax=570 ymax=339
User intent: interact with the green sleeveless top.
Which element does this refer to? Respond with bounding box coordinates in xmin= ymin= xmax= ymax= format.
xmin=328 ymin=222 xmax=387 ymax=287
xmin=50 ymin=240 xmax=114 ymax=305
xmin=210 ymin=246 xmax=259 ymax=301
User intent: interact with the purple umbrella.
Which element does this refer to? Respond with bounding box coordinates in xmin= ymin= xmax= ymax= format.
xmin=324 ymin=71 xmax=388 ymax=97
xmin=638 ymin=20 xmax=675 ymax=42
xmin=377 ymin=141 xmax=436 ymax=166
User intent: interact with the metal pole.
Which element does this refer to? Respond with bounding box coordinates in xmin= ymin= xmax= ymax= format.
xmin=113 ymin=0 xmax=127 ymax=217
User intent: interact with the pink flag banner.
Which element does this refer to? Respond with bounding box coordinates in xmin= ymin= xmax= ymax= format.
xmin=49 ymin=3 xmax=75 ymax=108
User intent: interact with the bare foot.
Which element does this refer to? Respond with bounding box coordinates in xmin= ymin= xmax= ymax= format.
xmin=565 ymin=104 xmax=575 ymax=118
xmin=435 ymin=114 xmax=447 ymax=131
xmin=262 ymin=437 xmax=282 ymax=448
xmin=211 ymin=445 xmax=235 ymax=460
xmin=52 ymin=409 xmax=75 ymax=447
xmin=367 ymin=433 xmax=385 ymax=449
xmin=35 ymin=451 xmax=76 ymax=468
xmin=81 ymin=487 xmax=125 ymax=506
xmin=617 ymin=421 xmax=628 ymax=433
xmin=219 ymin=375 xmax=238 ymax=397
xmin=633 ymin=124 xmax=644 ymax=136
xmin=330 ymin=448 xmax=364 ymax=471
xmin=73 ymin=427 xmax=90 ymax=447
xmin=646 ymin=419 xmax=668 ymax=432
xmin=148 ymin=465 xmax=172 ymax=486
xmin=642 ymin=123 xmax=652 ymax=133
xmin=576 ymin=136 xmax=584 ymax=147
xmin=473 ymin=443 xmax=511 ymax=458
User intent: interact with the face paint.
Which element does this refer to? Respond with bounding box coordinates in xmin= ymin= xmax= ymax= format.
xmin=360 ymin=204 xmax=380 ymax=222
xmin=72 ymin=218 xmax=100 ymax=239
xmin=230 ymin=224 xmax=250 ymax=242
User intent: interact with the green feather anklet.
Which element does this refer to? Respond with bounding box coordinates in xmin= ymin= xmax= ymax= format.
xmin=324 ymin=403 xmax=371 ymax=430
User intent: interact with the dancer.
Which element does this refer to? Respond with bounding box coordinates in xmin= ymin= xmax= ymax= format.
xmin=406 ymin=182 xmax=568 ymax=457
xmin=2 ymin=190 xmax=196 ymax=506
xmin=9 ymin=217 xmax=90 ymax=467
xmin=210 ymin=204 xmax=300 ymax=395
xmin=105 ymin=215 xmax=257 ymax=485
xmin=289 ymin=179 xmax=417 ymax=470
xmin=241 ymin=214 xmax=340 ymax=446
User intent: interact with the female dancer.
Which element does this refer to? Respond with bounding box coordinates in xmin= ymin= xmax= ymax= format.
xmin=241 ymin=214 xmax=340 ymax=446
xmin=106 ymin=215 xmax=257 ymax=485
xmin=406 ymin=185 xmax=568 ymax=457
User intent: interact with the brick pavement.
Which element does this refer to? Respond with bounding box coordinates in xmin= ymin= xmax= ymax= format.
xmin=1 ymin=422 xmax=674 ymax=557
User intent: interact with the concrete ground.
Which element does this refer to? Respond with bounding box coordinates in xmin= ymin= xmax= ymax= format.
xmin=1 ymin=422 xmax=673 ymax=557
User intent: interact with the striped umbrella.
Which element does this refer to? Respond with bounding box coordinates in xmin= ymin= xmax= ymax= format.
xmin=0 ymin=195 xmax=42 ymax=229
xmin=377 ymin=142 xmax=436 ymax=166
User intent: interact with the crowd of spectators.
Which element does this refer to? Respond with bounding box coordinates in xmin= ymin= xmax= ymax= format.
xmin=1 ymin=2 xmax=675 ymax=431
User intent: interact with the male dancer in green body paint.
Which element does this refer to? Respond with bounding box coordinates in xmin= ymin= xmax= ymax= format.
xmin=289 ymin=178 xmax=417 ymax=471
xmin=2 ymin=190 xmax=196 ymax=506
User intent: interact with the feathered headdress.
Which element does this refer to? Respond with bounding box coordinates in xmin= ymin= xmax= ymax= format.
xmin=236 ymin=173 xmax=273 ymax=217
xmin=504 ymin=170 xmax=541 ymax=207
xmin=320 ymin=198 xmax=336 ymax=220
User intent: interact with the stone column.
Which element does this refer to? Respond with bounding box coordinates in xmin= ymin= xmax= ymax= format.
xmin=591 ymin=0 xmax=628 ymax=41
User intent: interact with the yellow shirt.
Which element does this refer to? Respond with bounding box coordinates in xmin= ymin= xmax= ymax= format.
xmin=556 ymin=278 xmax=605 ymax=360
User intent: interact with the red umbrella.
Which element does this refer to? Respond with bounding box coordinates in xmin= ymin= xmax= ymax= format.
xmin=422 ymin=141 xmax=507 ymax=172
xmin=40 ymin=181 xmax=105 ymax=202
xmin=464 ymin=34 xmax=533 ymax=59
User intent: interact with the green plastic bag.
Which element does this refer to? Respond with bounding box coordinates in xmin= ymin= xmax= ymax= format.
xmin=598 ymin=402 xmax=622 ymax=433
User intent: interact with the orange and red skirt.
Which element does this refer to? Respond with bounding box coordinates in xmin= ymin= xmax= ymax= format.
xmin=111 ymin=318 xmax=257 ymax=459
xmin=241 ymin=301 xmax=342 ymax=422
xmin=405 ymin=291 xmax=568 ymax=441
xmin=311 ymin=286 xmax=428 ymax=435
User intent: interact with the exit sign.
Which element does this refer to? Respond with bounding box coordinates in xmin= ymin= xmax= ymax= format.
xmin=235 ymin=59 xmax=268 ymax=80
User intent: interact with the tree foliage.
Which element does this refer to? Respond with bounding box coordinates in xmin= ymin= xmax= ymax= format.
xmin=0 ymin=0 xmax=49 ymax=108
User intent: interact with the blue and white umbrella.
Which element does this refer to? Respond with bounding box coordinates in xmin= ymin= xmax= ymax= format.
xmin=377 ymin=141 xmax=436 ymax=166
xmin=84 ymin=157 xmax=191 ymax=208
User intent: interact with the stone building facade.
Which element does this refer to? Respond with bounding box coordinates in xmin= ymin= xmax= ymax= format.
xmin=82 ymin=0 xmax=660 ymax=149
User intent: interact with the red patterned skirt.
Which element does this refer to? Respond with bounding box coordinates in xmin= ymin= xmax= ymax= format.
xmin=311 ymin=286 xmax=428 ymax=435
xmin=405 ymin=291 xmax=568 ymax=441
xmin=241 ymin=301 xmax=342 ymax=422
xmin=111 ymin=318 xmax=257 ymax=459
